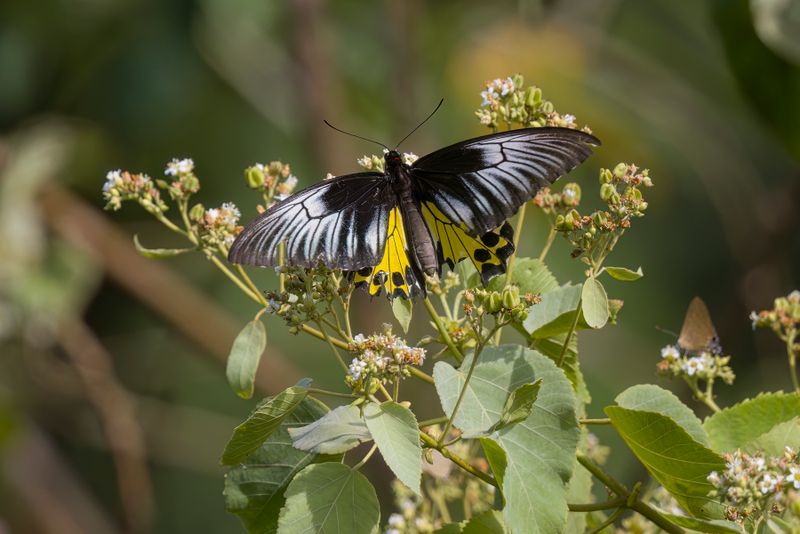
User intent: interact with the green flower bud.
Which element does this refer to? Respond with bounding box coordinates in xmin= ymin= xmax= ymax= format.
xmin=189 ymin=203 xmax=205 ymax=222
xmin=488 ymin=293 xmax=502 ymax=314
xmin=613 ymin=163 xmax=628 ymax=179
xmin=183 ymin=175 xmax=200 ymax=194
xmin=555 ymin=214 xmax=566 ymax=230
xmin=600 ymin=183 xmax=616 ymax=201
xmin=599 ymin=169 xmax=613 ymax=184
xmin=542 ymin=101 xmax=554 ymax=114
xmin=502 ymin=286 xmax=520 ymax=309
xmin=245 ymin=166 xmax=265 ymax=189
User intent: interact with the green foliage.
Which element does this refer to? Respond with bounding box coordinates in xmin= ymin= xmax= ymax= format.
xmin=461 ymin=510 xmax=507 ymax=533
xmin=658 ymin=514 xmax=742 ymax=534
xmin=132 ymin=234 xmax=194 ymax=258
xmin=490 ymin=379 xmax=541 ymax=433
xmin=703 ymin=392 xmax=800 ymax=452
xmin=224 ymin=398 xmax=330 ymax=534
xmin=523 ymin=283 xmax=585 ymax=337
xmin=288 ymin=405 xmax=371 ymax=454
xmin=743 ymin=417 xmax=800 ymax=456
xmin=226 ymin=319 xmax=268 ymax=399
xmin=276 ymin=463 xmax=380 ymax=534
xmin=392 ymin=298 xmax=413 ymax=334
xmin=603 ymin=266 xmax=643 ymax=281
xmin=221 ymin=384 xmax=309 ymax=465
xmin=581 ymin=278 xmax=609 ymax=329
xmin=483 ymin=257 xmax=559 ymax=294
xmin=605 ymin=406 xmax=725 ymax=518
xmin=434 ymin=346 xmax=579 ymax=533
xmin=363 ymin=401 xmax=422 ymax=495
xmin=615 ymin=384 xmax=710 ymax=447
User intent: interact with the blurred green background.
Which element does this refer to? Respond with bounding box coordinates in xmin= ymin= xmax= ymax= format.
xmin=0 ymin=0 xmax=798 ymax=532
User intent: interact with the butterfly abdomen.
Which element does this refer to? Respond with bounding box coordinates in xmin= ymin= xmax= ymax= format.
xmin=389 ymin=160 xmax=438 ymax=277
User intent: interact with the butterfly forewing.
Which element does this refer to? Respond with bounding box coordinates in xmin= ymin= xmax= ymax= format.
xmin=677 ymin=297 xmax=719 ymax=353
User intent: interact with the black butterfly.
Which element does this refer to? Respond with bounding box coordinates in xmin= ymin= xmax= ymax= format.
xmin=228 ymin=127 xmax=600 ymax=300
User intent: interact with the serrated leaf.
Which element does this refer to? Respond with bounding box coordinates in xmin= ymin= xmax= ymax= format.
xmin=491 ymin=379 xmax=541 ymax=432
xmin=133 ymin=234 xmax=194 ymax=258
xmin=462 ymin=510 xmax=507 ymax=533
xmin=581 ymin=278 xmax=609 ymax=329
xmin=604 ymin=266 xmax=644 ymax=281
xmin=392 ymin=298 xmax=413 ymax=334
xmin=364 ymin=401 xmax=422 ymax=495
xmin=479 ymin=258 xmax=559 ymax=294
xmin=221 ymin=385 xmax=309 ymax=465
xmin=276 ymin=463 xmax=380 ymax=534
xmin=743 ymin=417 xmax=800 ymax=456
xmin=226 ymin=320 xmax=267 ymax=399
xmin=605 ymin=406 xmax=725 ymax=518
xmin=523 ymin=284 xmax=585 ymax=338
xmin=288 ymin=405 xmax=371 ymax=454
xmin=434 ymin=345 xmax=579 ymax=533
xmin=615 ymin=384 xmax=709 ymax=447
xmin=224 ymin=398 xmax=330 ymax=534
xmin=703 ymin=392 xmax=800 ymax=453
xmin=659 ymin=513 xmax=742 ymax=533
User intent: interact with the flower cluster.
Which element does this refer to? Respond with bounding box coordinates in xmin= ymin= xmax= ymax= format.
xmin=189 ymin=202 xmax=242 ymax=249
xmin=346 ymin=331 xmax=425 ymax=393
xmin=162 ymin=158 xmax=200 ymax=201
xmin=544 ymin=163 xmax=652 ymax=265
xmin=244 ymin=161 xmax=299 ymax=207
xmin=426 ymin=271 xmax=460 ymax=297
xmin=707 ymin=448 xmax=800 ymax=522
xmin=102 ymin=170 xmax=168 ymax=214
xmin=751 ymin=290 xmax=800 ymax=347
xmin=264 ymin=266 xmax=347 ymax=333
xmin=462 ymin=285 xmax=539 ymax=322
xmin=475 ymin=74 xmax=586 ymax=131
xmin=657 ymin=344 xmax=735 ymax=385
xmin=356 ymin=151 xmax=419 ymax=173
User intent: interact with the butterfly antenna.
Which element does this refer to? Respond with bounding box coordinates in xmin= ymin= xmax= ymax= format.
xmin=322 ymin=120 xmax=389 ymax=151
xmin=655 ymin=325 xmax=678 ymax=338
xmin=394 ymin=98 xmax=444 ymax=150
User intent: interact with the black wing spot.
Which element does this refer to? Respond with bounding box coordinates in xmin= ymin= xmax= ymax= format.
xmin=358 ymin=266 xmax=372 ymax=276
xmin=474 ymin=248 xmax=491 ymax=262
xmin=392 ymin=272 xmax=405 ymax=286
xmin=481 ymin=232 xmax=500 ymax=247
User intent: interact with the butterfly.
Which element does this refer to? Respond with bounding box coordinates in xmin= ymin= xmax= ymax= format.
xmin=228 ymin=126 xmax=600 ymax=300
xmin=677 ymin=297 xmax=722 ymax=354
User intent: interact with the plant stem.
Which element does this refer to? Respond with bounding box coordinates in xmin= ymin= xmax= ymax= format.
xmin=300 ymin=324 xmax=349 ymax=349
xmin=586 ymin=507 xmax=625 ymax=534
xmin=576 ymin=454 xmax=684 ymax=534
xmin=307 ymin=388 xmax=357 ymax=399
xmin=505 ymin=202 xmax=527 ymax=283
xmin=423 ymin=297 xmax=464 ymax=363
xmin=352 ymin=444 xmax=378 ymax=470
xmin=417 ymin=416 xmax=449 ymax=428
xmin=234 ymin=263 xmax=264 ymax=300
xmin=579 ymin=418 xmax=611 ymax=425
xmin=209 ymin=254 xmax=266 ymax=305
xmin=409 ymin=367 xmax=434 ymax=384
xmin=538 ymin=225 xmax=557 ymax=262
xmin=558 ymin=297 xmax=582 ymax=368
xmin=314 ymin=320 xmax=348 ymax=372
xmin=438 ymin=342 xmax=486 ymax=445
xmin=567 ymin=497 xmax=626 ymax=512
xmin=419 ymin=432 xmax=498 ymax=488
xmin=787 ymin=329 xmax=799 ymax=393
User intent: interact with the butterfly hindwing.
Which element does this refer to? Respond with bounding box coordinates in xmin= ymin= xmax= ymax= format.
xmin=421 ymin=201 xmax=515 ymax=286
xmin=228 ymin=172 xmax=392 ymax=271
xmin=352 ymin=208 xmax=424 ymax=300
xmin=411 ymin=127 xmax=600 ymax=236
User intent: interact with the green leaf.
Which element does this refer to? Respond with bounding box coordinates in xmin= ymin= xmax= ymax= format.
xmin=529 ymin=331 xmax=590 ymax=404
xmin=490 ymin=379 xmax=541 ymax=432
xmin=434 ymin=345 xmax=579 ymax=533
xmin=603 ymin=266 xmax=643 ymax=281
xmin=480 ymin=437 xmax=507 ymax=490
xmin=565 ymin=430 xmax=595 ymax=534
xmin=605 ymin=406 xmax=725 ymax=518
xmin=581 ymin=278 xmax=608 ymax=329
xmin=482 ymin=257 xmax=559 ymax=294
xmin=615 ymin=384 xmax=709 ymax=447
xmin=224 ymin=398 xmax=330 ymax=534
xmin=659 ymin=513 xmax=742 ymax=533
xmin=703 ymin=392 xmax=800 ymax=453
xmin=133 ymin=234 xmax=194 ymax=258
xmin=288 ymin=405 xmax=371 ymax=454
xmin=433 ymin=524 xmax=465 ymax=534
xmin=462 ymin=510 xmax=507 ymax=534
xmin=226 ymin=320 xmax=267 ymax=399
xmin=743 ymin=416 xmax=800 ymax=456
xmin=391 ymin=298 xmax=413 ymax=334
xmin=363 ymin=401 xmax=422 ymax=495
xmin=221 ymin=385 xmax=309 ymax=465
xmin=277 ymin=463 xmax=380 ymax=534
xmin=522 ymin=284 xmax=584 ymax=338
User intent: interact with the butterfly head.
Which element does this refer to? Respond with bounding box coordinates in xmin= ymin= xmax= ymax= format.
xmin=384 ymin=150 xmax=403 ymax=169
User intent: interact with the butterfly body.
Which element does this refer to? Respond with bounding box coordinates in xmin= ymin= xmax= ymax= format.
xmin=229 ymin=127 xmax=600 ymax=300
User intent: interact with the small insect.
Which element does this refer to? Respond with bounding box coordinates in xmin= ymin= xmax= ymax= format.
xmin=229 ymin=103 xmax=600 ymax=300
xmin=677 ymin=297 xmax=722 ymax=354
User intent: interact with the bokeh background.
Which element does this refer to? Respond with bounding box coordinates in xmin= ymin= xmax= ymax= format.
xmin=1 ymin=0 xmax=799 ymax=532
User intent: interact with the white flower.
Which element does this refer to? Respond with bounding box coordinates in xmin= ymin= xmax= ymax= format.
xmin=275 ymin=193 xmax=289 ymax=201
xmin=499 ymin=77 xmax=515 ymax=96
xmin=726 ymin=456 xmax=742 ymax=477
xmin=401 ymin=152 xmax=418 ymax=165
xmin=348 ymin=358 xmax=367 ymax=381
xmin=563 ymin=114 xmax=576 ymax=124
xmin=103 ymin=169 xmax=122 ymax=192
xmin=759 ymin=473 xmax=779 ymax=495
xmin=325 ymin=172 xmax=335 ymax=180
xmin=219 ymin=202 xmax=241 ymax=226
xmin=749 ymin=310 xmax=759 ymax=329
xmin=753 ymin=456 xmax=766 ymax=471
xmin=387 ymin=513 xmax=404 ymax=528
xmin=382 ymin=148 xmax=389 ymax=154
xmin=283 ymin=175 xmax=298 ymax=189
xmin=204 ymin=208 xmax=219 ymax=224
xmin=786 ymin=466 xmax=800 ymax=489
xmin=789 ymin=290 xmax=800 ymax=302
xmin=400 ymin=498 xmax=415 ymax=513
xmin=707 ymin=471 xmax=721 ymax=486
xmin=357 ymin=156 xmax=373 ymax=169
xmin=683 ymin=356 xmax=705 ymax=376
xmin=353 ymin=333 xmax=367 ymax=344
xmin=660 ymin=344 xmax=680 ymax=361
xmin=386 ymin=530 xmax=400 ymax=534
xmin=165 ymin=158 xmax=195 ymax=176
xmin=563 ymin=188 xmax=577 ymax=201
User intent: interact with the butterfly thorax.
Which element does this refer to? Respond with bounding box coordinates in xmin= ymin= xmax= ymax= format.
xmin=384 ymin=152 xmax=438 ymax=277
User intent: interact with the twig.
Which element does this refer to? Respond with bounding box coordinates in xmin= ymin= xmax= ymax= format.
xmin=419 ymin=432 xmax=497 ymax=488
xmin=423 ymin=297 xmax=464 ymax=363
